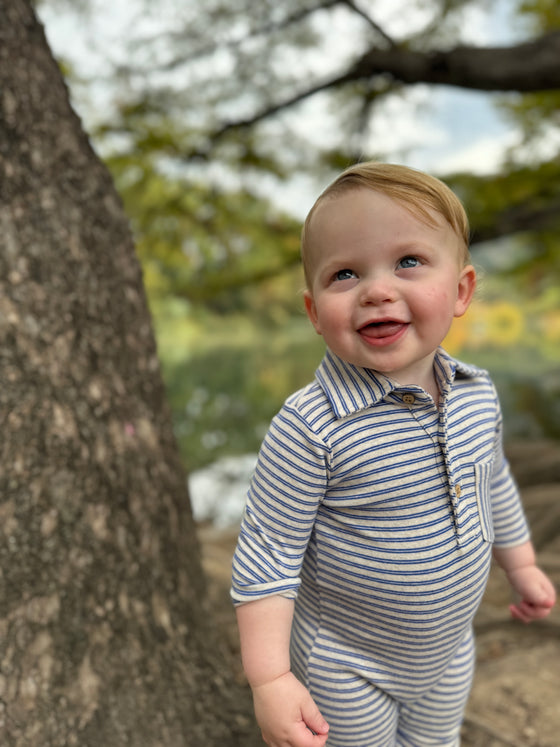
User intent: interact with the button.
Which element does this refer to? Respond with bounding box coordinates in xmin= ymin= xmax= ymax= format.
xmin=402 ymin=394 xmax=415 ymax=405
xmin=454 ymin=484 xmax=462 ymax=498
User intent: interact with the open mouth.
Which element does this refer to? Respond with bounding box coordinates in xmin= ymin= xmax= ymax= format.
xmin=357 ymin=320 xmax=409 ymax=346
xmin=359 ymin=320 xmax=408 ymax=339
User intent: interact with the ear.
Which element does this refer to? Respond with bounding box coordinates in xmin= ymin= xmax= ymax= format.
xmin=304 ymin=290 xmax=322 ymax=335
xmin=454 ymin=264 xmax=477 ymax=318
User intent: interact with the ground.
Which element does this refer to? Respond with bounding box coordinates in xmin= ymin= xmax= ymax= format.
xmin=198 ymin=440 xmax=560 ymax=746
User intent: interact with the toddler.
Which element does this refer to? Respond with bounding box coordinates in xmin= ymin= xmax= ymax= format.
xmin=230 ymin=162 xmax=556 ymax=747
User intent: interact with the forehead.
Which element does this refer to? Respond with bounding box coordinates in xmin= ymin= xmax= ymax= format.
xmin=311 ymin=187 xmax=438 ymax=227
xmin=303 ymin=187 xmax=465 ymax=275
xmin=306 ymin=189 xmax=451 ymax=249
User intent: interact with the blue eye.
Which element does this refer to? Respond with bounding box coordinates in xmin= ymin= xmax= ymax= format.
xmin=399 ymin=256 xmax=420 ymax=269
xmin=334 ymin=269 xmax=357 ymax=281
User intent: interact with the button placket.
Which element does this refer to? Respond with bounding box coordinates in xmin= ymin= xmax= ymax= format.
xmin=438 ymin=396 xmax=464 ymax=541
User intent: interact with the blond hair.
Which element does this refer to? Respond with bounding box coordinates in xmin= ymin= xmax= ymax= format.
xmin=301 ymin=162 xmax=470 ymax=287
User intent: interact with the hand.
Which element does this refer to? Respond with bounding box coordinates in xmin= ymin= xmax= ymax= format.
xmin=506 ymin=564 xmax=556 ymax=624
xmin=252 ymin=671 xmax=329 ymax=747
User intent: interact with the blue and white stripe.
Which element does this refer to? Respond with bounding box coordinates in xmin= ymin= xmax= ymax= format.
xmin=231 ymin=347 xmax=529 ymax=743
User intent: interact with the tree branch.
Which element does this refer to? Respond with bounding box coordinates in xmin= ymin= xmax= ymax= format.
xmin=189 ymin=31 xmax=560 ymax=159
xmin=338 ymin=0 xmax=396 ymax=47
xmin=348 ymin=31 xmax=560 ymax=92
xmin=471 ymin=199 xmax=560 ymax=244
xmin=190 ymin=69 xmax=374 ymax=158
xmin=122 ymin=0 xmax=342 ymax=74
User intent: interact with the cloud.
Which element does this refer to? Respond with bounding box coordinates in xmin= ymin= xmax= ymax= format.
xmin=433 ymin=131 xmax=518 ymax=175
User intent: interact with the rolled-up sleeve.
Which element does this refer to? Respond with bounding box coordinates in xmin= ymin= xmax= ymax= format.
xmin=230 ymin=402 xmax=329 ymax=606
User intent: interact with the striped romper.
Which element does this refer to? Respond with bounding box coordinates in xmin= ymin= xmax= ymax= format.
xmin=231 ymin=348 xmax=530 ymax=746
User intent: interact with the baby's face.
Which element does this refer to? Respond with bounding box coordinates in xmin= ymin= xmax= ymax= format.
xmin=303 ymin=188 xmax=476 ymax=387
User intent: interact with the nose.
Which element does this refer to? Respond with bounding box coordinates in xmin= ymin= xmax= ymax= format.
xmin=359 ymin=272 xmax=397 ymax=305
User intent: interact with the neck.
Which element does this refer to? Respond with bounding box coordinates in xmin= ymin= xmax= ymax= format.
xmin=423 ymin=376 xmax=440 ymax=404
xmin=393 ymin=359 xmax=440 ymax=403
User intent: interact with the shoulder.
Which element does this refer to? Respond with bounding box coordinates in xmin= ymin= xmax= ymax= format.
xmin=437 ymin=349 xmax=501 ymax=415
xmin=275 ymin=379 xmax=335 ymax=441
xmin=285 ymin=379 xmax=328 ymax=415
xmin=259 ymin=382 xmax=333 ymax=469
xmin=440 ymin=356 xmax=505 ymax=439
xmin=439 ymin=348 xmax=495 ymax=390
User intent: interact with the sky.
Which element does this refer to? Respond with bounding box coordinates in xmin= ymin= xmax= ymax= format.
xmin=38 ymin=0 xmax=527 ymax=218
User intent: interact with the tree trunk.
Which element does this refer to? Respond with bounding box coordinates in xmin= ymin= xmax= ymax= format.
xmin=0 ymin=2 xmax=248 ymax=744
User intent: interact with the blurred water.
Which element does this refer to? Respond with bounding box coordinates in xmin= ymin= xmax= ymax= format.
xmin=188 ymin=454 xmax=257 ymax=528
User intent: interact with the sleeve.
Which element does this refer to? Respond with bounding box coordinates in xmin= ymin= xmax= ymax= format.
xmin=490 ymin=388 xmax=531 ymax=548
xmin=230 ymin=402 xmax=329 ymax=606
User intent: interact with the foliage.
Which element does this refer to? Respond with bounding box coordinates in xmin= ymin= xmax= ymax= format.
xmin=37 ymin=0 xmax=560 ymax=472
xmin=449 ymin=160 xmax=560 ymax=285
xmin=152 ymin=299 xmax=323 ymax=470
xmin=108 ymin=152 xmax=302 ymax=312
xmin=50 ymin=0 xmax=556 ymax=306
xmin=517 ymin=0 xmax=560 ymax=31
xmin=491 ymin=1 xmax=560 ymax=165
xmin=40 ymin=0 xmax=560 ymax=307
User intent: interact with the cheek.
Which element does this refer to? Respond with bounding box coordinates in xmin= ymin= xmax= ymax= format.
xmin=313 ymin=299 xmax=347 ymax=336
xmin=421 ymin=286 xmax=454 ymax=310
xmin=315 ymin=305 xmax=336 ymax=331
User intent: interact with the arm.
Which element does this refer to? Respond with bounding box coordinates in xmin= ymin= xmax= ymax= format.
xmin=236 ymin=596 xmax=329 ymax=747
xmin=493 ymin=541 xmax=556 ymax=623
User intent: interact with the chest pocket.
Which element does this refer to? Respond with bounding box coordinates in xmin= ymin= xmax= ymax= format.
xmin=474 ymin=461 xmax=494 ymax=543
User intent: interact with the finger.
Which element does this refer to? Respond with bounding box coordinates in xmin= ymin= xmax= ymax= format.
xmin=510 ymin=604 xmax=531 ymax=623
xmin=526 ymin=606 xmax=554 ymax=620
xmin=524 ymin=592 xmax=556 ymax=609
xmin=510 ymin=602 xmax=553 ymax=623
xmin=521 ymin=599 xmax=554 ymax=616
xmin=300 ymin=699 xmax=329 ymax=737
xmin=293 ymin=720 xmax=329 ymax=747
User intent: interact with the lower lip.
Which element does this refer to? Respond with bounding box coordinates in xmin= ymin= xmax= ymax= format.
xmin=358 ymin=323 xmax=408 ymax=347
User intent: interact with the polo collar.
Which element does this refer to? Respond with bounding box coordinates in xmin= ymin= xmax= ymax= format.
xmin=315 ymin=348 xmax=482 ymax=419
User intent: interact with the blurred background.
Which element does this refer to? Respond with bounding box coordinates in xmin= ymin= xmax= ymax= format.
xmin=37 ymin=0 xmax=560 ymax=519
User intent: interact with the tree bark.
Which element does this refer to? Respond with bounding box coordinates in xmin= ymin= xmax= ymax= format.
xmin=0 ymin=2 xmax=247 ymax=744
